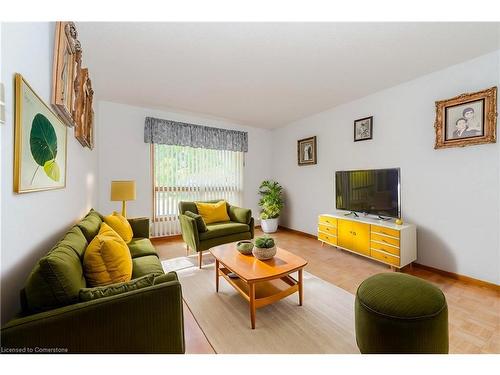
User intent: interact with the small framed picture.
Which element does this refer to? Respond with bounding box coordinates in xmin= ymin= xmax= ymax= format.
xmin=354 ymin=116 xmax=373 ymax=142
xmin=297 ymin=136 xmax=317 ymax=166
xmin=434 ymin=87 xmax=497 ymax=149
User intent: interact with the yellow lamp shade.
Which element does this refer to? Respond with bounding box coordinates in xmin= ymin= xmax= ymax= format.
xmin=110 ymin=181 xmax=136 ymax=217
xmin=111 ymin=181 xmax=136 ymax=201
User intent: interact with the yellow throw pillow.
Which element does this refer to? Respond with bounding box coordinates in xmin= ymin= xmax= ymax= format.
xmin=83 ymin=223 xmax=133 ymax=287
xmin=103 ymin=212 xmax=133 ymax=243
xmin=195 ymin=200 xmax=230 ymax=224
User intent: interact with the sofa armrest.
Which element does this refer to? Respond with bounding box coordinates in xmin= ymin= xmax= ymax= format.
xmin=1 ymin=278 xmax=184 ymax=353
xmin=128 ymin=217 xmax=150 ymax=238
xmin=228 ymin=206 xmax=252 ymax=224
xmin=179 ymin=214 xmax=200 ymax=250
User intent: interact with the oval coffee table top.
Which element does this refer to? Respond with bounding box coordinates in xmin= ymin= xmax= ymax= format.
xmin=210 ymin=242 xmax=308 ymax=282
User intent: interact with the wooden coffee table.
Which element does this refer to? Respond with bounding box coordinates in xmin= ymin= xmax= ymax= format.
xmin=210 ymin=243 xmax=308 ymax=329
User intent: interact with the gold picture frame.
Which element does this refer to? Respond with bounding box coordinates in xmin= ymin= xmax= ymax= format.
xmin=51 ymin=21 xmax=80 ymax=127
xmin=74 ymin=68 xmax=95 ymax=149
xmin=14 ymin=73 xmax=67 ymax=193
xmin=434 ymin=87 xmax=497 ymax=149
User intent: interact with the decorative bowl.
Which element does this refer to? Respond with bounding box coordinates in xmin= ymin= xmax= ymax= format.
xmin=236 ymin=240 xmax=254 ymax=255
xmin=252 ymin=245 xmax=277 ymax=260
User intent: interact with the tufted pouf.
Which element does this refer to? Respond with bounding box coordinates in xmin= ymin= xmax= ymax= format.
xmin=355 ymin=272 xmax=449 ymax=354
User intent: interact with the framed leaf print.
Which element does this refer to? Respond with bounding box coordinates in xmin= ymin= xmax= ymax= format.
xmin=14 ymin=74 xmax=67 ymax=193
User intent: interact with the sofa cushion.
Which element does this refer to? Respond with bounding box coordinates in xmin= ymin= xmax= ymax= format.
xmin=199 ymin=221 xmax=250 ymax=241
xmin=132 ymin=255 xmax=164 ymax=279
xmin=104 ymin=212 xmax=133 ymax=243
xmin=57 ymin=225 xmax=88 ymax=259
xmin=83 ymin=223 xmax=133 ymax=287
xmin=24 ymin=227 xmax=88 ymax=313
xmin=128 ymin=238 xmax=158 ymax=259
xmin=184 ymin=211 xmax=208 ymax=232
xmin=77 ymin=209 xmax=103 ymax=243
xmin=79 ymin=274 xmax=155 ymax=302
xmin=195 ymin=200 xmax=230 ymax=224
xmin=153 ymin=272 xmax=178 ymax=285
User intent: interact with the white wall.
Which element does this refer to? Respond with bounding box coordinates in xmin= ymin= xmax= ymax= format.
xmin=0 ymin=23 xmax=99 ymax=324
xmin=271 ymin=50 xmax=500 ymax=285
xmin=97 ymin=101 xmax=272 ymax=222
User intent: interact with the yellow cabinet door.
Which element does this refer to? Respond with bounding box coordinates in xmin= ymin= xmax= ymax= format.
xmin=351 ymin=222 xmax=370 ymax=256
xmin=337 ymin=219 xmax=353 ymax=249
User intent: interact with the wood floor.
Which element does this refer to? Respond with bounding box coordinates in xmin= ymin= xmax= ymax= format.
xmin=153 ymin=228 xmax=500 ymax=354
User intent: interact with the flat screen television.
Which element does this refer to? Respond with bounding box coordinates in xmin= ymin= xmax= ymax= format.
xmin=335 ymin=168 xmax=400 ymax=218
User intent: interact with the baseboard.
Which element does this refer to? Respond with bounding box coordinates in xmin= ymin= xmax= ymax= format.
xmin=276 ymin=225 xmax=499 ymax=291
xmin=151 ymin=235 xmax=182 ymax=243
xmin=412 ymin=263 xmax=500 ymax=291
xmin=277 ymin=225 xmax=317 ymax=239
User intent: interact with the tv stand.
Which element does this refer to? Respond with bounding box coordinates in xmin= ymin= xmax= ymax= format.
xmin=344 ymin=211 xmax=359 ymax=217
xmin=317 ymin=213 xmax=416 ymax=270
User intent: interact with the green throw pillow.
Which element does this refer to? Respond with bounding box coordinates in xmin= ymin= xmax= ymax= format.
xmin=184 ymin=210 xmax=208 ymax=232
xmin=79 ymin=274 xmax=155 ymax=302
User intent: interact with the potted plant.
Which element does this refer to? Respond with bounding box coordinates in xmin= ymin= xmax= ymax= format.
xmin=252 ymin=236 xmax=276 ymax=260
xmin=258 ymin=180 xmax=284 ymax=233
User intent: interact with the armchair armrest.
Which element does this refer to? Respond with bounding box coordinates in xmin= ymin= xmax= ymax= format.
xmin=128 ymin=217 xmax=150 ymax=238
xmin=229 ymin=205 xmax=252 ymax=224
xmin=179 ymin=214 xmax=200 ymax=250
xmin=1 ymin=279 xmax=184 ymax=353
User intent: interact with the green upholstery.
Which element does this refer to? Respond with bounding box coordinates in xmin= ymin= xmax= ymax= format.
xmin=23 ymin=226 xmax=89 ymax=314
xmin=229 ymin=205 xmax=252 ymax=224
xmin=132 ymin=255 xmax=164 ymax=279
xmin=178 ymin=200 xmax=254 ymax=258
xmin=355 ymin=273 xmax=449 ymax=354
xmin=1 ymin=278 xmax=184 ymax=353
xmin=79 ymin=274 xmax=156 ymax=301
xmin=200 ymin=221 xmax=250 ymax=240
xmin=184 ymin=211 xmax=208 ymax=232
xmin=57 ymin=225 xmax=88 ymax=258
xmin=128 ymin=238 xmax=158 ymax=259
xmin=76 ymin=209 xmax=103 ymax=242
xmin=128 ymin=217 xmax=150 ymax=239
xmin=1 ymin=210 xmax=185 ymax=353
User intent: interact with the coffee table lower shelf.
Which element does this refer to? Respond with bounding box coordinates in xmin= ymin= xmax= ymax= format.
xmin=216 ymin=265 xmax=303 ymax=329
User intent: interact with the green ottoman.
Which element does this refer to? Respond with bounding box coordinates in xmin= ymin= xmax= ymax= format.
xmin=355 ymin=273 xmax=448 ymax=354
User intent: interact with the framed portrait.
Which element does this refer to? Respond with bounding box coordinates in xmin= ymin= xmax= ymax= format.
xmin=14 ymin=74 xmax=67 ymax=193
xmin=354 ymin=116 xmax=373 ymax=142
xmin=51 ymin=21 xmax=80 ymax=127
xmin=297 ymin=136 xmax=317 ymax=166
xmin=434 ymin=87 xmax=497 ymax=149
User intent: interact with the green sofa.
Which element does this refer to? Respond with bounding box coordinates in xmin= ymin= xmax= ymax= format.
xmin=0 ymin=209 xmax=185 ymax=354
xmin=178 ymin=201 xmax=254 ymax=268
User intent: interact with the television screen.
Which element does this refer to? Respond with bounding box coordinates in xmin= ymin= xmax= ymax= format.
xmin=335 ymin=168 xmax=400 ymax=218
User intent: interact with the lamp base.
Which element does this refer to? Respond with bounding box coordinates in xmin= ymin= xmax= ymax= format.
xmin=121 ymin=201 xmax=127 ymax=217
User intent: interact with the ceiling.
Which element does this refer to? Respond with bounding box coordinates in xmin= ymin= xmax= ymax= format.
xmin=77 ymin=22 xmax=500 ymax=129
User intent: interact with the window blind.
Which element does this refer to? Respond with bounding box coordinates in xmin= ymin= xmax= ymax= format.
xmin=152 ymin=144 xmax=244 ymax=237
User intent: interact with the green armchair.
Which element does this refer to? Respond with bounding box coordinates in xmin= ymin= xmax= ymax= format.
xmin=178 ymin=201 xmax=254 ymax=268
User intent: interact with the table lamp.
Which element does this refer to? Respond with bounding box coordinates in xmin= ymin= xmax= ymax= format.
xmin=110 ymin=180 xmax=136 ymax=217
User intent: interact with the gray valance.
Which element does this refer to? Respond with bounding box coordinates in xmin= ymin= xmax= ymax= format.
xmin=144 ymin=117 xmax=248 ymax=152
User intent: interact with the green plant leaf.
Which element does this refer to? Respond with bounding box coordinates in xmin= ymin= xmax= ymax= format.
xmin=43 ymin=159 xmax=60 ymax=182
xmin=30 ymin=113 xmax=57 ymax=167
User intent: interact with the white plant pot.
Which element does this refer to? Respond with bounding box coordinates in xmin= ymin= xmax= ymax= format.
xmin=261 ymin=218 xmax=279 ymax=233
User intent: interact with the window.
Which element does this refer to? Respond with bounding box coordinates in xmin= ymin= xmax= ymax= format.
xmin=152 ymin=144 xmax=244 ymax=237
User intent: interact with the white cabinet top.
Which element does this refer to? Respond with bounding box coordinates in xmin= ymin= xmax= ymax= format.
xmin=320 ymin=212 xmax=415 ymax=230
